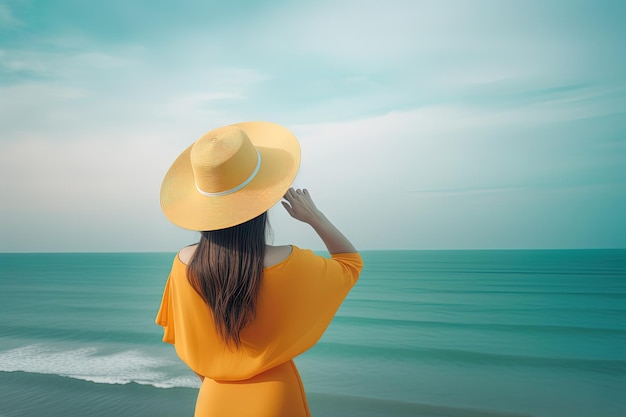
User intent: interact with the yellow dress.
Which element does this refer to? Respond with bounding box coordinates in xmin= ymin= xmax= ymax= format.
xmin=156 ymin=246 xmax=363 ymax=417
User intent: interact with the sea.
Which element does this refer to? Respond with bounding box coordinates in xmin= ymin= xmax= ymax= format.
xmin=0 ymin=250 xmax=624 ymax=417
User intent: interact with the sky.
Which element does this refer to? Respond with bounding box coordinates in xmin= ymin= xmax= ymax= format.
xmin=0 ymin=0 xmax=625 ymax=252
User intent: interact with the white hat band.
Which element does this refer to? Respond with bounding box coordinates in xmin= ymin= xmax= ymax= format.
xmin=195 ymin=149 xmax=261 ymax=197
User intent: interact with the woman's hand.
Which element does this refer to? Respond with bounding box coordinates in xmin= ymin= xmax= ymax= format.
xmin=281 ymin=188 xmax=323 ymax=226
xmin=281 ymin=188 xmax=357 ymax=254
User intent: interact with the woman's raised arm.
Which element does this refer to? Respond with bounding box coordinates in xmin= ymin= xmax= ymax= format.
xmin=282 ymin=188 xmax=357 ymax=254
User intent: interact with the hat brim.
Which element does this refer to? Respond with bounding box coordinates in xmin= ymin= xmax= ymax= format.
xmin=160 ymin=121 xmax=301 ymax=231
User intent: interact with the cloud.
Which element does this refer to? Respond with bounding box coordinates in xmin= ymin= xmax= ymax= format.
xmin=290 ymin=82 xmax=625 ymax=202
xmin=0 ymin=133 xmax=172 ymax=209
xmin=0 ymin=45 xmax=142 ymax=81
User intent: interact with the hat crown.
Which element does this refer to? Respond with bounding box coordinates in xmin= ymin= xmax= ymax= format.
xmin=191 ymin=126 xmax=259 ymax=195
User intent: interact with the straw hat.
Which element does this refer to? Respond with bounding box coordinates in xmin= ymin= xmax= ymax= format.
xmin=160 ymin=121 xmax=301 ymax=231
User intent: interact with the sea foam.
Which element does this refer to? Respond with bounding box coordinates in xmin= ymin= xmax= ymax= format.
xmin=0 ymin=344 xmax=199 ymax=389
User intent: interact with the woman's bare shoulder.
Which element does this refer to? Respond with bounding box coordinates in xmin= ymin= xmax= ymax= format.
xmin=264 ymin=245 xmax=293 ymax=268
xmin=178 ymin=244 xmax=198 ymax=265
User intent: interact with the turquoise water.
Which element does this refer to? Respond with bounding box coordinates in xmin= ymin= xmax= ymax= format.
xmin=0 ymin=250 xmax=625 ymax=417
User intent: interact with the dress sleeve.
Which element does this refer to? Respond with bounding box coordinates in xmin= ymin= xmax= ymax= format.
xmin=238 ymin=248 xmax=364 ymax=376
xmin=155 ymin=274 xmax=175 ymax=344
xmin=329 ymin=251 xmax=364 ymax=286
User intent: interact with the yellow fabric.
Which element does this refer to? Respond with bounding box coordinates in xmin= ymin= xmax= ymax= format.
xmin=156 ymin=246 xmax=363 ymax=416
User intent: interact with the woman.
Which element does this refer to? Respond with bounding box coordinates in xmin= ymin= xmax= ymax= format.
xmin=156 ymin=122 xmax=363 ymax=416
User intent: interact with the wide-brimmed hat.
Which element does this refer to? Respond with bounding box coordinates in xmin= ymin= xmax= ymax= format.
xmin=160 ymin=121 xmax=301 ymax=231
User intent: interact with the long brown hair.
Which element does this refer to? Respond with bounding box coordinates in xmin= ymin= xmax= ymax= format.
xmin=187 ymin=212 xmax=267 ymax=347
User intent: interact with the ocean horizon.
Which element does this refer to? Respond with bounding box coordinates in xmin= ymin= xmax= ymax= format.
xmin=1 ymin=249 xmax=624 ymax=417
xmin=3 ymin=247 xmax=626 ymax=253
